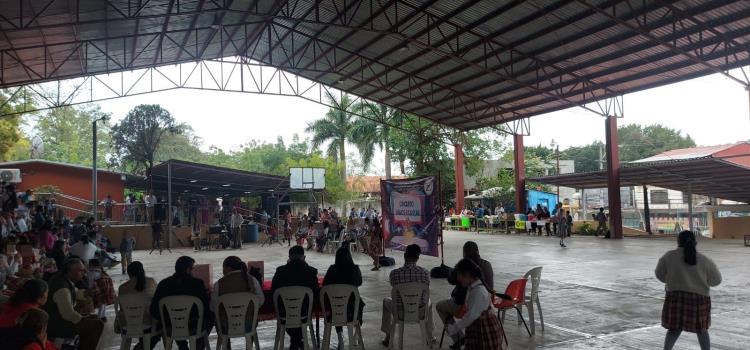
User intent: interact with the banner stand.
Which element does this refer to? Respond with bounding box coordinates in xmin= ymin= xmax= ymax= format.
xmin=431 ymin=172 xmax=451 ymax=278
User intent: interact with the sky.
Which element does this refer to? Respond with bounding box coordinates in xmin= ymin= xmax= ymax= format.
xmin=94 ymin=70 xmax=750 ymax=174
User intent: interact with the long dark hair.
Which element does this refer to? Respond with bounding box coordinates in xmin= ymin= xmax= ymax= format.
xmin=454 ymin=258 xmax=490 ymax=292
xmin=127 ymin=261 xmax=147 ymax=292
xmin=223 ymin=255 xmax=250 ymax=287
xmin=678 ymin=230 xmax=697 ymax=266
xmin=335 ymin=246 xmax=355 ymax=268
xmin=463 ymin=241 xmax=481 ymax=265
xmin=9 ymin=279 xmax=48 ymax=305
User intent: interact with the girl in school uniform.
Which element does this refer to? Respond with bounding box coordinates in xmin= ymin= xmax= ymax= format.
xmin=447 ymin=259 xmax=504 ymax=350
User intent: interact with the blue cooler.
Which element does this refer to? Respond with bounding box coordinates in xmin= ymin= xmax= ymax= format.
xmin=245 ymin=223 xmax=259 ymax=243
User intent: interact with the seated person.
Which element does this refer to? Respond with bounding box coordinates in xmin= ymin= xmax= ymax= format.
xmin=0 ymin=279 xmax=48 ymax=328
xmin=446 ymin=259 xmax=504 ymax=349
xmin=211 ymin=256 xmax=264 ymax=334
xmin=304 ymin=221 xmax=317 ymax=250
xmin=87 ymin=258 xmax=116 ymax=321
xmin=380 ymin=244 xmax=433 ymax=347
xmin=437 ymin=241 xmax=494 ymax=348
xmin=7 ymin=308 xmax=57 ymax=350
xmin=150 ymin=256 xmax=212 ymax=350
xmin=271 ymin=246 xmax=319 ymax=350
xmin=42 ymin=257 xmax=104 ymax=350
xmin=117 ymin=261 xmax=159 ymax=350
xmin=68 ymin=235 xmax=97 ymax=264
xmin=322 ymin=247 xmax=365 ymax=346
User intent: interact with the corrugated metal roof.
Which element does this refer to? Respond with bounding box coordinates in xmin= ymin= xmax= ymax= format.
xmin=2 ymin=0 xmax=750 ymax=130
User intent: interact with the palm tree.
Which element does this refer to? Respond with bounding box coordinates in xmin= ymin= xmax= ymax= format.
xmin=306 ymin=92 xmax=357 ymax=178
xmin=351 ymin=103 xmax=403 ymax=179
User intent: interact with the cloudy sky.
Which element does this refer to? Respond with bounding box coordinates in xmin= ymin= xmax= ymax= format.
xmin=95 ymin=69 xmax=750 ymax=174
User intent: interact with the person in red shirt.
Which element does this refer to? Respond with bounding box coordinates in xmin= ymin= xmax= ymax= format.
xmin=18 ymin=308 xmax=57 ymax=350
xmin=0 ymin=279 xmax=48 ymax=328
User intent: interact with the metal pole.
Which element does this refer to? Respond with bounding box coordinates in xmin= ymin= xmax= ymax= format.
xmin=92 ymin=120 xmax=97 ymax=219
xmin=167 ymin=161 xmax=173 ymax=247
xmin=687 ymin=183 xmax=694 ymax=233
xmin=556 ymin=145 xmax=560 ymax=198
xmin=643 ymin=185 xmax=652 ymax=234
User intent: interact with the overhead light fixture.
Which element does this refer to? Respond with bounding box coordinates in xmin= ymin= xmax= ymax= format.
xmin=222 ymin=184 xmax=231 ymax=187
xmin=268 ymin=189 xmax=274 ymax=192
xmin=398 ymin=42 xmax=409 ymax=52
xmin=337 ymin=78 xmax=346 ymax=84
xmin=210 ymin=13 xmax=222 ymax=30
xmin=183 ymin=190 xmax=189 ymax=193
xmin=189 ymin=179 xmax=198 ymax=183
xmin=201 ymin=187 xmax=208 ymax=190
xmin=244 ymin=191 xmax=251 ymax=194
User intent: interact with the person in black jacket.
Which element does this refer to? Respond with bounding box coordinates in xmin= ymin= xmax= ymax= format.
xmin=271 ymin=246 xmax=320 ymax=350
xmin=150 ymin=256 xmax=212 ymax=350
xmin=323 ymin=247 xmax=366 ymax=345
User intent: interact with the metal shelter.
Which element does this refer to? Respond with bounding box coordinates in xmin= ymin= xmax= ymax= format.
xmin=4 ymin=1 xmax=750 ymax=238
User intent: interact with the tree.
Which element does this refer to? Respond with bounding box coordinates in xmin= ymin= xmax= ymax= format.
xmin=306 ymin=92 xmax=357 ymax=178
xmin=618 ymin=124 xmax=695 ymax=161
xmin=154 ymin=123 xmax=204 ymax=163
xmin=33 ymin=105 xmax=112 ymax=166
xmin=110 ymin=104 xmax=179 ymax=182
xmin=560 ymin=142 xmax=604 ymax=172
xmin=351 ymin=103 xmax=404 ymax=179
xmin=0 ymin=91 xmax=30 ymax=161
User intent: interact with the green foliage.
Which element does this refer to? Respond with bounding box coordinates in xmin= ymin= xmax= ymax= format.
xmin=560 ymin=141 xmax=604 ymax=173
xmin=351 ymin=103 xmax=404 ymax=178
xmin=617 ymin=124 xmax=696 ymax=162
xmin=33 ymin=105 xmax=112 ymax=166
xmin=306 ymin=92 xmax=357 ymax=178
xmin=110 ymin=104 xmax=179 ymax=175
xmin=154 ymin=123 xmax=205 ymax=164
xmin=575 ymin=222 xmax=598 ymax=236
xmin=282 ymin=153 xmax=349 ymax=203
xmin=0 ymin=92 xmax=31 ymax=161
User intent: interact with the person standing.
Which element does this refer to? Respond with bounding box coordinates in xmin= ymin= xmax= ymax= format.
xmin=100 ymin=195 xmax=116 ymax=227
xmin=656 ymin=231 xmax=721 ymax=350
xmin=144 ymin=192 xmax=156 ymax=223
xmin=595 ymin=208 xmax=608 ymax=237
xmin=555 ymin=203 xmax=567 ymax=247
xmin=119 ymin=232 xmax=136 ymax=275
xmin=368 ymin=220 xmax=384 ymax=271
xmin=229 ymin=209 xmax=244 ymax=249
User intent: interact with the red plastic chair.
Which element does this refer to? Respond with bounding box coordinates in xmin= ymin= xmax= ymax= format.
xmin=493 ymin=278 xmax=532 ymax=337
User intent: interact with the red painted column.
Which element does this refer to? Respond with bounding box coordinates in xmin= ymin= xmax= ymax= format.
xmin=605 ymin=116 xmax=623 ymax=239
xmin=513 ymin=134 xmax=526 ymax=213
xmin=454 ymin=143 xmax=465 ymax=212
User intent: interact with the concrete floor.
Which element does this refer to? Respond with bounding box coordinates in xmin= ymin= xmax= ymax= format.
xmin=99 ymin=232 xmax=750 ymax=349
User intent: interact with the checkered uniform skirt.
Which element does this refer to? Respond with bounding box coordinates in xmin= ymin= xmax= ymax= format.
xmin=661 ymin=291 xmax=711 ymax=333
xmin=464 ymin=309 xmax=504 ymax=350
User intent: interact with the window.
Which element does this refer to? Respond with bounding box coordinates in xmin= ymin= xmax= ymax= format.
xmin=650 ymin=190 xmax=668 ymax=205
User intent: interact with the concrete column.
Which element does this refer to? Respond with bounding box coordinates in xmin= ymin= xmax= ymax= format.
xmin=513 ymin=134 xmax=526 ymax=213
xmin=643 ymin=185 xmax=651 ymax=234
xmin=605 ymin=116 xmax=623 ymax=239
xmin=454 ymin=143 xmax=465 ymax=211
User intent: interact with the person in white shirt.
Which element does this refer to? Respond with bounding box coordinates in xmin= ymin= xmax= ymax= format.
xmin=144 ymin=192 xmax=156 ymax=223
xmin=495 ymin=205 xmax=504 ymax=216
xmin=69 ymin=234 xmax=99 ymax=265
xmin=447 ymin=259 xmax=504 ymax=349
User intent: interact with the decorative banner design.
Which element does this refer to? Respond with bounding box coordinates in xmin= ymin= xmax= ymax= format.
xmin=380 ymin=176 xmax=440 ymax=257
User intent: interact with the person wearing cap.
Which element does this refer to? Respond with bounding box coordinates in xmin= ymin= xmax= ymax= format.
xmin=380 ymin=244 xmax=433 ymax=347
xmin=271 ymin=246 xmax=320 ymax=350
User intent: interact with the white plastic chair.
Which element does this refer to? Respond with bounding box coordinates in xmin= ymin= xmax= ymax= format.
xmin=158 ymin=295 xmax=211 ymax=350
xmin=389 ymin=283 xmax=432 ymax=350
xmin=273 ymin=286 xmax=317 ymax=350
xmin=215 ymin=292 xmax=261 ymax=350
xmin=523 ymin=266 xmax=544 ymax=334
xmin=326 ymin=229 xmax=342 ymax=253
xmin=319 ymin=284 xmax=364 ymax=350
xmin=115 ymin=293 xmax=160 ymax=350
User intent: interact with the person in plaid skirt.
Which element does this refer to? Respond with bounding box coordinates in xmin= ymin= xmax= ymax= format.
xmin=655 ymin=231 xmax=722 ymax=350
xmin=447 ymin=259 xmax=504 ymax=350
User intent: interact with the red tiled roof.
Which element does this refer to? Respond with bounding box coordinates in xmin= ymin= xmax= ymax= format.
xmin=347 ymin=176 xmax=407 ymax=193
